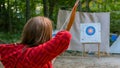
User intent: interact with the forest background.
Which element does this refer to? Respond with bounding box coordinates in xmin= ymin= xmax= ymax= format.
xmin=0 ymin=0 xmax=120 ymax=43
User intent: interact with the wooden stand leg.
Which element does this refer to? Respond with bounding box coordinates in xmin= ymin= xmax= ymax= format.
xmin=82 ymin=43 xmax=100 ymax=58
xmin=83 ymin=44 xmax=86 ymax=57
xmin=98 ymin=43 xmax=100 ymax=58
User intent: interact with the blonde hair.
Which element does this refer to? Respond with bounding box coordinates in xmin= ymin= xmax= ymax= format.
xmin=21 ymin=16 xmax=52 ymax=47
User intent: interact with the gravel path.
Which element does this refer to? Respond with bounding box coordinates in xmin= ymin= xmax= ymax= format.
xmin=53 ymin=55 xmax=120 ymax=68
xmin=0 ymin=55 xmax=120 ymax=68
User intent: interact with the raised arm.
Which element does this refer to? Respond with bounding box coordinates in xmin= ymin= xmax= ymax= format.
xmin=29 ymin=30 xmax=72 ymax=64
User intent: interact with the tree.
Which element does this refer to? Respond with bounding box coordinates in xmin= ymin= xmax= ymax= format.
xmin=43 ymin=0 xmax=49 ymax=17
xmin=26 ymin=0 xmax=31 ymax=21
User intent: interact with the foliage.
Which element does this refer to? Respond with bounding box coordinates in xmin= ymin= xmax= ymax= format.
xmin=0 ymin=32 xmax=21 ymax=43
xmin=0 ymin=0 xmax=120 ymax=43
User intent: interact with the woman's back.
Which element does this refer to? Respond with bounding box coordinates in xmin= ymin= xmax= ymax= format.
xmin=0 ymin=31 xmax=71 ymax=68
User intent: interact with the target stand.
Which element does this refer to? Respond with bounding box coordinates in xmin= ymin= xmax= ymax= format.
xmin=80 ymin=23 xmax=101 ymax=58
xmin=82 ymin=43 xmax=100 ymax=58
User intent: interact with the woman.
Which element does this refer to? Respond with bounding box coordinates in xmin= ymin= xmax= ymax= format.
xmin=0 ymin=16 xmax=72 ymax=68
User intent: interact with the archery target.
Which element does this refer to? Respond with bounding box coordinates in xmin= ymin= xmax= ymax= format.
xmin=80 ymin=23 xmax=101 ymax=43
xmin=86 ymin=26 xmax=95 ymax=35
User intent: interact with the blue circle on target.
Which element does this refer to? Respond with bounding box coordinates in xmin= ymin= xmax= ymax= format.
xmin=86 ymin=26 xmax=95 ymax=36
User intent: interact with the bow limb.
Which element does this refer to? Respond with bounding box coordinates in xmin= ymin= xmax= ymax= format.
xmin=66 ymin=0 xmax=79 ymax=31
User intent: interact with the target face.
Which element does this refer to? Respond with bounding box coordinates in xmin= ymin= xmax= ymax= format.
xmin=86 ymin=26 xmax=95 ymax=36
xmin=80 ymin=23 xmax=101 ymax=43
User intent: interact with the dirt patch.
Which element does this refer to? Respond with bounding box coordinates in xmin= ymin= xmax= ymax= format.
xmin=1 ymin=54 xmax=120 ymax=68
xmin=53 ymin=55 xmax=120 ymax=68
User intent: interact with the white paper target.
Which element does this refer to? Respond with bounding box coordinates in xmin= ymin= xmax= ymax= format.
xmin=80 ymin=23 xmax=101 ymax=43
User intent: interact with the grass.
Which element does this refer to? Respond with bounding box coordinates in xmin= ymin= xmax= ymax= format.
xmin=0 ymin=32 xmax=21 ymax=43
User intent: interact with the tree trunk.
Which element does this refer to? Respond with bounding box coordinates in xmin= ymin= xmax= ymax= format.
xmin=86 ymin=0 xmax=90 ymax=12
xmin=26 ymin=0 xmax=31 ymax=21
xmin=48 ymin=0 xmax=55 ymax=19
xmin=78 ymin=1 xmax=82 ymax=11
xmin=43 ymin=0 xmax=49 ymax=17
xmin=8 ymin=0 xmax=12 ymax=32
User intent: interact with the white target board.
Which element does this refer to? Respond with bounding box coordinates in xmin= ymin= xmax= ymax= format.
xmin=80 ymin=23 xmax=101 ymax=43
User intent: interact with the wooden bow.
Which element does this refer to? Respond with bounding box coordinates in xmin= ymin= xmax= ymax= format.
xmin=66 ymin=0 xmax=80 ymax=31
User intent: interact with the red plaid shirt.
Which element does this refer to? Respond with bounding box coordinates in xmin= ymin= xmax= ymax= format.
xmin=0 ymin=30 xmax=71 ymax=68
